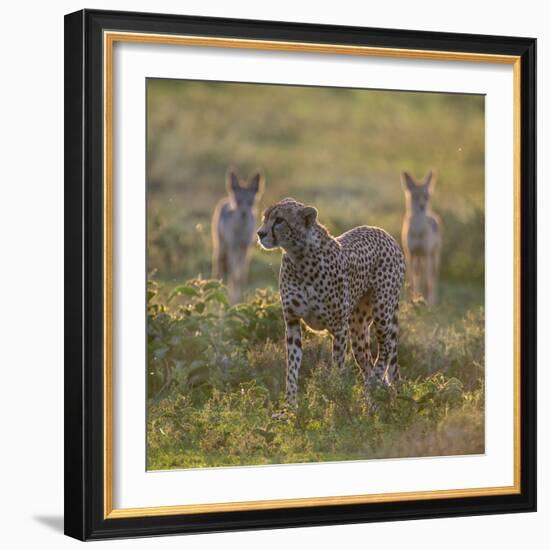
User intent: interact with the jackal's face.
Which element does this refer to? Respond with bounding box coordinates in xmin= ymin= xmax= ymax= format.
xmin=402 ymin=171 xmax=435 ymax=214
xmin=257 ymin=198 xmax=317 ymax=251
xmin=227 ymin=170 xmax=264 ymax=219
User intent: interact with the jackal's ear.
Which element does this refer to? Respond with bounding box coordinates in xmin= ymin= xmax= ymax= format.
xmin=423 ymin=170 xmax=434 ymax=189
xmin=226 ymin=169 xmax=241 ymax=194
xmin=401 ymin=171 xmax=416 ymax=191
xmin=301 ymin=206 xmax=318 ymax=228
xmin=248 ymin=173 xmax=264 ymax=196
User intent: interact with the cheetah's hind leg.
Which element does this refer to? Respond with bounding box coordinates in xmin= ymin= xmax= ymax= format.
xmin=349 ymin=296 xmax=372 ymax=381
xmin=349 ymin=297 xmax=380 ymax=411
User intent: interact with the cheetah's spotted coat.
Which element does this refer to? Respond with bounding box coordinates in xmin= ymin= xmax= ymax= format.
xmin=257 ymin=198 xmax=405 ymax=409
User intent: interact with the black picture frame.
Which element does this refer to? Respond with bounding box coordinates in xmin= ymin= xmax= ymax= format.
xmin=64 ymin=8 xmax=536 ymax=541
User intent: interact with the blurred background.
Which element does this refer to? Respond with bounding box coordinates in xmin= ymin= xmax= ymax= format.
xmin=147 ymin=79 xmax=485 ymax=307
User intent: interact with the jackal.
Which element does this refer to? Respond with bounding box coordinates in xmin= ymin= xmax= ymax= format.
xmin=211 ymin=169 xmax=264 ymax=303
xmin=401 ymin=171 xmax=441 ymax=305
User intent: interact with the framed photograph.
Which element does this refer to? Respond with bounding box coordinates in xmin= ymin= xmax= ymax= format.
xmin=64 ymin=9 xmax=536 ymax=541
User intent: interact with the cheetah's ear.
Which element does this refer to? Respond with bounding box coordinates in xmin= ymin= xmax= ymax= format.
xmin=248 ymin=173 xmax=264 ymax=196
xmin=226 ymin=169 xmax=241 ymax=194
xmin=301 ymin=206 xmax=318 ymax=228
xmin=401 ymin=171 xmax=416 ymax=192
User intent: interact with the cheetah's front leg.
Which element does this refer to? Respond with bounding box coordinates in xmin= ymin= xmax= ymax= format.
xmin=285 ymin=319 xmax=302 ymax=408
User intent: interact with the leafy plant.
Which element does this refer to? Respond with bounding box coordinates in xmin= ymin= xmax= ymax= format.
xmin=147 ymin=278 xmax=284 ymax=400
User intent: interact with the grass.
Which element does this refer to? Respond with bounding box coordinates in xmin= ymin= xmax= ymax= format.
xmin=146 ymin=79 xmax=485 ymax=470
xmin=146 ymin=280 xmax=484 ymax=470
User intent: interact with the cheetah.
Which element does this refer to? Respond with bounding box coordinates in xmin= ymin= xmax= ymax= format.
xmin=257 ymin=198 xmax=405 ymax=410
xmin=401 ymin=171 xmax=441 ymax=305
xmin=211 ymin=169 xmax=264 ymax=303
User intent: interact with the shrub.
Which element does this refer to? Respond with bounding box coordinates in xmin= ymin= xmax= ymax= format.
xmin=147 ymin=278 xmax=284 ymax=400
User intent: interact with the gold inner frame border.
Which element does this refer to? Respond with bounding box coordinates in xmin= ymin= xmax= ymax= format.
xmin=102 ymin=30 xmax=522 ymax=519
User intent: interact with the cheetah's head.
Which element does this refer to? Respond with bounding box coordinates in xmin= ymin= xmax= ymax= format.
xmin=257 ymin=198 xmax=317 ymax=252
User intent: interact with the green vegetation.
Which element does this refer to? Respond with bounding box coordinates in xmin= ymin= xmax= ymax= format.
xmin=146 ymin=79 xmax=485 ymax=469
xmin=147 ymin=279 xmax=484 ymax=469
